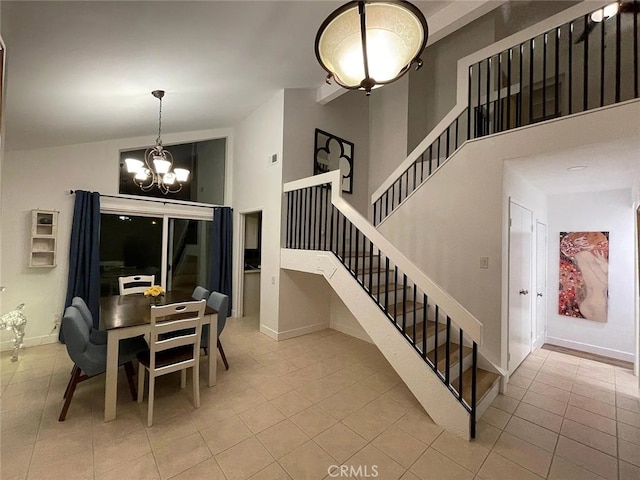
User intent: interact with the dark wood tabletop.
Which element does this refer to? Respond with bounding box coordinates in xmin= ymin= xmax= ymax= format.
xmin=100 ymin=291 xmax=217 ymax=330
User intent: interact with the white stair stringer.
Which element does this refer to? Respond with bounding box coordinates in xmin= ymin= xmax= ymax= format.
xmin=282 ymin=248 xmax=472 ymax=440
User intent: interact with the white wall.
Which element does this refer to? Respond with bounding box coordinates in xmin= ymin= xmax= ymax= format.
xmin=546 ymin=188 xmax=636 ymax=361
xmin=282 ymin=88 xmax=370 ymax=216
xmin=367 ymin=77 xmax=409 ymax=218
xmin=232 ymin=90 xmax=284 ymax=337
xmin=1 ymin=127 xmax=231 ymax=348
xmin=329 ymin=290 xmax=372 ymax=343
xmin=377 ymin=101 xmax=640 ymax=369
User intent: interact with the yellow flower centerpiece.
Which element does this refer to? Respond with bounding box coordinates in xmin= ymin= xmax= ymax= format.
xmin=144 ymin=285 xmax=165 ymax=304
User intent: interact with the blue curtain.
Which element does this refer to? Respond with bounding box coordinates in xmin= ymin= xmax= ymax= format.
xmin=61 ymin=191 xmax=101 ymax=340
xmin=209 ymin=206 xmax=233 ymax=316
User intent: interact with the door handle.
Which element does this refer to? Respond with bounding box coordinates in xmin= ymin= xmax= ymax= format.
xmin=519 ymin=289 xmax=529 ymax=295
xmin=537 ymin=292 xmax=543 ymax=297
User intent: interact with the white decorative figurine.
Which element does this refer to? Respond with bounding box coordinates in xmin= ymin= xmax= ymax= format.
xmin=1 ymin=304 xmax=27 ymax=362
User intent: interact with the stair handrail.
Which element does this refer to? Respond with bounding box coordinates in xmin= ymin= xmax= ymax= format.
xmin=284 ymin=170 xmax=483 ymax=345
xmin=371 ymin=1 xmax=613 ymax=209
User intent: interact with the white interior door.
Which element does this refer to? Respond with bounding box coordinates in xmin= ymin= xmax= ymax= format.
xmin=508 ymin=200 xmax=533 ymax=373
xmin=535 ymin=221 xmax=548 ymax=350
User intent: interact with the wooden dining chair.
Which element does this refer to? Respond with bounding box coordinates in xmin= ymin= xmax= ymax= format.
xmin=118 ymin=275 xmax=155 ymax=295
xmin=136 ymin=300 xmax=206 ymax=427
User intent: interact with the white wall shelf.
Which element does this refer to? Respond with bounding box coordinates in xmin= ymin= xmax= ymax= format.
xmin=29 ymin=210 xmax=58 ymax=267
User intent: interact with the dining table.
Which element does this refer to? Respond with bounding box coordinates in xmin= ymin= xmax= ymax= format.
xmin=100 ymin=291 xmax=218 ymax=422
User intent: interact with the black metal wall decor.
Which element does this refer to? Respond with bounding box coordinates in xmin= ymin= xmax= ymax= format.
xmin=314 ymin=128 xmax=354 ymax=194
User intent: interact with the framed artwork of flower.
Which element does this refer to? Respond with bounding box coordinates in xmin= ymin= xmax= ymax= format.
xmin=558 ymin=231 xmax=609 ymax=322
xmin=314 ymin=129 xmax=354 ymax=194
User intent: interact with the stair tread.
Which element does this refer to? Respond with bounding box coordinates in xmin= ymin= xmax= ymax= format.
xmin=460 ymin=368 xmax=500 ymax=406
xmin=427 ymin=343 xmax=473 ymax=372
xmin=387 ymin=301 xmax=424 ymax=317
xmin=371 ymin=283 xmax=406 ymax=295
xmin=405 ymin=319 xmax=446 ymax=338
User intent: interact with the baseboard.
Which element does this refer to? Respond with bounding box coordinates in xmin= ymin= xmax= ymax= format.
xmin=259 ymin=322 xmax=329 ymax=341
xmin=545 ymin=336 xmax=635 ymax=363
xmin=330 ymin=321 xmax=373 ymax=344
xmin=276 ymin=322 xmax=329 ymax=341
xmin=1 ymin=333 xmax=59 ymax=352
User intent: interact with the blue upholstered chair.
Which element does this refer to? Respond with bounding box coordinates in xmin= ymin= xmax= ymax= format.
xmin=201 ymin=292 xmax=230 ymax=370
xmin=59 ymin=307 xmax=141 ymax=421
xmin=192 ymin=286 xmax=210 ymax=301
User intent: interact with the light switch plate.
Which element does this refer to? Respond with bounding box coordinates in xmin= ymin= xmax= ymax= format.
xmin=480 ymin=257 xmax=489 ymax=269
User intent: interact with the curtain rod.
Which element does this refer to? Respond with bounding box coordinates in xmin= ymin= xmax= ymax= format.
xmin=68 ymin=190 xmax=223 ymax=209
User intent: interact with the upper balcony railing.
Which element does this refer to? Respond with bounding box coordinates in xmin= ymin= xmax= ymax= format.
xmin=373 ymin=1 xmax=640 ymax=225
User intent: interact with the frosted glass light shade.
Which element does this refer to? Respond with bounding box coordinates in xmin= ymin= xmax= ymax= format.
xmin=162 ymin=172 xmax=176 ymax=185
xmin=134 ymin=169 xmax=149 ymax=181
xmin=174 ymin=168 xmax=190 ymax=182
xmin=125 ymin=158 xmax=144 ymax=173
xmin=315 ymin=1 xmax=428 ymax=93
xmin=153 ymin=157 xmax=171 ymax=174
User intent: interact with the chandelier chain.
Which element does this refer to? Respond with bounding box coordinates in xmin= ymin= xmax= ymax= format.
xmin=156 ymin=96 xmax=163 ymax=146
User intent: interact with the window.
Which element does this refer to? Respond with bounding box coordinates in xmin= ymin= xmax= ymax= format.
xmin=100 ymin=213 xmax=212 ymax=296
xmin=118 ymin=138 xmax=226 ymax=204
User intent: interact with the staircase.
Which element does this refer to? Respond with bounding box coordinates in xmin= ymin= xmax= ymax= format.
xmin=282 ymin=171 xmax=500 ymax=439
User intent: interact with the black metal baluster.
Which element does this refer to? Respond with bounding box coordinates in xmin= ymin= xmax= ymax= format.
xmin=305 ymin=188 xmax=311 ymax=249
xmin=354 ymin=229 xmax=359 ymax=281
xmin=373 ymin=201 xmax=378 ymax=226
xmin=398 ymin=176 xmax=403 ymax=206
xmin=323 ymin=186 xmax=329 ymax=251
xmin=555 ymin=27 xmax=560 ymax=116
xmin=471 ymin=342 xmax=478 ymax=438
xmin=286 ymin=192 xmax=291 ymax=247
xmin=329 ymin=203 xmax=335 ymax=252
xmin=497 ymin=51 xmax=502 ymax=132
xmin=543 ymin=32 xmax=547 ymax=119
xmin=384 ymin=257 xmax=390 ymax=313
xmin=341 ymin=212 xmax=347 ymax=263
xmin=434 ymin=305 xmax=439 ymax=373
xmin=486 ymin=56 xmax=491 ymax=134
xmin=584 ymin=15 xmax=589 ymax=111
xmin=518 ymin=43 xmax=524 ymax=127
xmin=634 ymin=6 xmax=638 ymax=98
xmin=459 ymin=329 xmax=464 ymax=400
xmin=297 ymin=190 xmax=302 ymax=248
xmin=391 ymin=184 xmax=395 ymax=211
xmin=420 ymin=153 xmax=425 ymax=182
xmin=601 ymin=17 xmax=606 ymax=107
xmin=401 ymin=273 xmax=407 ymax=332
xmin=385 ymin=191 xmax=389 ymax=222
xmin=468 ymin=65 xmax=473 ymax=139
xmin=422 ymin=294 xmax=428 ymax=358
xmin=507 ymin=48 xmax=512 ymax=129
xmin=477 ymin=60 xmax=482 ymax=136
xmin=437 ymin=137 xmax=441 ymax=168
xmin=569 ymin=22 xmax=573 ymax=114
xmin=311 ymin=187 xmax=317 ymax=249
xmin=529 ymin=39 xmax=534 ymax=124
xmin=349 ymin=222 xmax=354 ymax=271
xmin=413 ymin=163 xmax=417 ymax=195
xmin=428 ymin=145 xmax=433 ymax=174
xmin=615 ymin=8 xmax=621 ymax=103
xmin=445 ymin=316 xmax=451 ymax=385
xmin=445 ymin=125 xmax=450 ymax=159
xmin=368 ymin=240 xmax=374 ymax=292
xmin=455 ymin=117 xmax=459 ymax=149
xmin=412 ymin=285 xmax=417 ymax=345
xmin=376 ymin=248 xmax=381 ymax=302
xmin=394 ymin=266 xmax=399 ymax=326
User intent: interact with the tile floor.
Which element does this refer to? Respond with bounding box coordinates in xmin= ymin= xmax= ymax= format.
xmin=1 ymin=316 xmax=639 ymax=480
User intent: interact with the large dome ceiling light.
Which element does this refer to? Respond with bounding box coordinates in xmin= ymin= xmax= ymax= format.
xmin=315 ymin=0 xmax=429 ymax=95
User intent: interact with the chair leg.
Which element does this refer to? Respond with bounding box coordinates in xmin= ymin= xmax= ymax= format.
xmin=217 ymin=339 xmax=229 ymax=370
xmin=59 ymin=367 xmax=82 ymax=421
xmin=147 ymin=375 xmax=155 ymax=427
xmin=180 ymin=370 xmax=186 ymax=389
xmin=63 ymin=365 xmax=78 ymax=399
xmin=193 ymin=364 xmax=200 ymax=408
xmin=123 ymin=362 xmax=137 ymax=401
xmin=137 ymin=363 xmax=145 ymax=403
